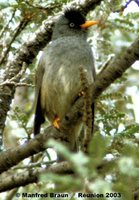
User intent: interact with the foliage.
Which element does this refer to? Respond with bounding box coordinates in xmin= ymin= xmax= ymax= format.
xmin=0 ymin=0 xmax=139 ymax=199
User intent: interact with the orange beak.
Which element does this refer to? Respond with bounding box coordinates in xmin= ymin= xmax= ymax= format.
xmin=80 ymin=20 xmax=98 ymax=28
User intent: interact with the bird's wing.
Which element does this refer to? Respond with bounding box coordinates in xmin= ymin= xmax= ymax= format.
xmin=34 ymin=56 xmax=45 ymax=135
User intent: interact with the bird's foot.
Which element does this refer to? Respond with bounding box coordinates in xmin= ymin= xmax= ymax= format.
xmin=53 ymin=117 xmax=60 ymax=129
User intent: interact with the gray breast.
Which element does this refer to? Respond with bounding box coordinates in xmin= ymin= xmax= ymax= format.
xmin=40 ymin=36 xmax=95 ymax=122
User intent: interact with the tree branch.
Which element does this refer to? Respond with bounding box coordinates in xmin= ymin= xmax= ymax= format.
xmin=0 ymin=161 xmax=72 ymax=192
xmin=92 ymin=37 xmax=139 ymax=100
xmin=0 ymin=126 xmax=71 ymax=174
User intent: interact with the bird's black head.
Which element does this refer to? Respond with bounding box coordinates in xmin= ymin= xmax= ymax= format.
xmin=52 ymin=8 xmax=87 ymax=40
xmin=64 ymin=8 xmax=86 ymax=28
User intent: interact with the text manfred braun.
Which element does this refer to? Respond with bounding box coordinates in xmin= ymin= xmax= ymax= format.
xmin=22 ymin=192 xmax=103 ymax=198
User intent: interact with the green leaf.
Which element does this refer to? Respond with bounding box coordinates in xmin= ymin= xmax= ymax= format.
xmin=88 ymin=134 xmax=109 ymax=167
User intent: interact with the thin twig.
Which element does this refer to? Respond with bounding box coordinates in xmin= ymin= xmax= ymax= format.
xmin=0 ymin=18 xmax=29 ymax=65
xmin=0 ymin=81 xmax=34 ymax=88
xmin=80 ymin=67 xmax=92 ymax=152
xmin=0 ymin=8 xmax=16 ymax=39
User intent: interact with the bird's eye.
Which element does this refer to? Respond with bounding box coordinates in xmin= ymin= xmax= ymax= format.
xmin=69 ymin=22 xmax=75 ymax=28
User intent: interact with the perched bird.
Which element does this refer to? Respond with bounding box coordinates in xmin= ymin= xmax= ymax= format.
xmin=34 ymin=8 xmax=97 ymax=151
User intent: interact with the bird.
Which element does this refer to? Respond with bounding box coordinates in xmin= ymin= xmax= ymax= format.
xmin=34 ymin=8 xmax=97 ymax=151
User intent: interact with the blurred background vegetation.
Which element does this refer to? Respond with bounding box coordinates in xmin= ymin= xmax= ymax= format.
xmin=0 ymin=0 xmax=139 ymax=199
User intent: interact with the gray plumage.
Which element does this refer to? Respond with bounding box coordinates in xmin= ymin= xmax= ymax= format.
xmin=34 ymin=8 xmax=96 ymax=150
